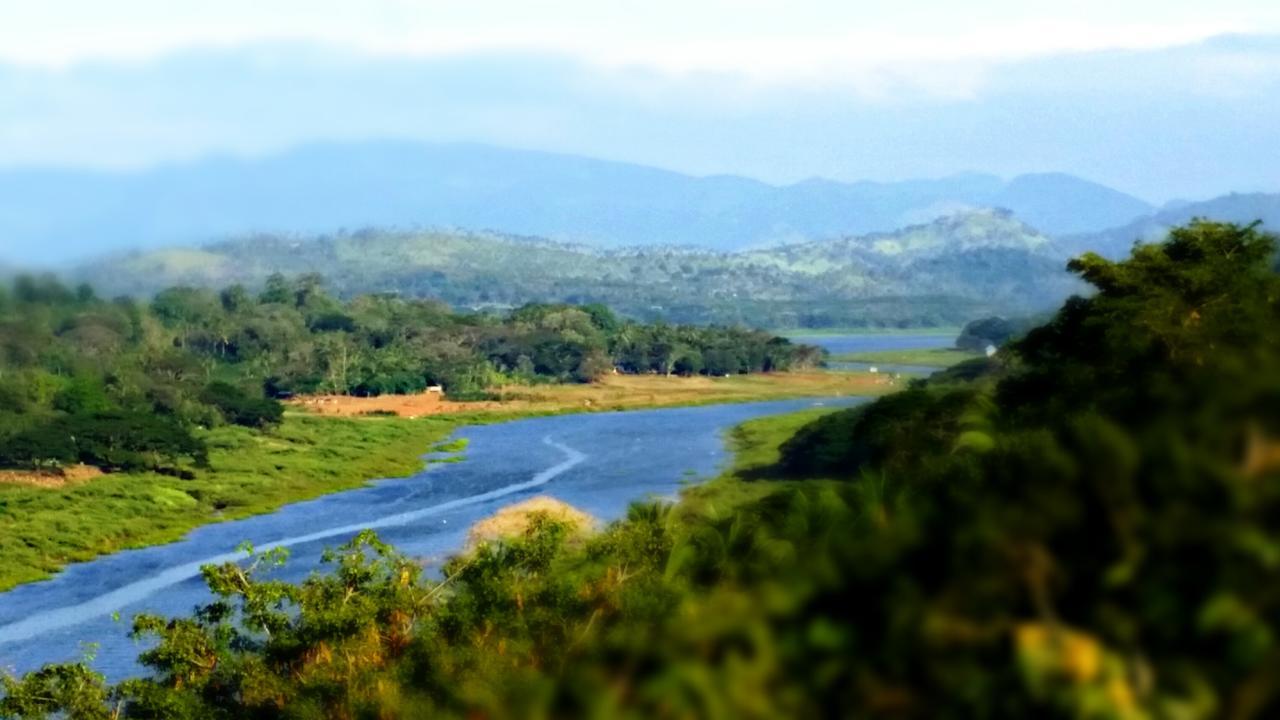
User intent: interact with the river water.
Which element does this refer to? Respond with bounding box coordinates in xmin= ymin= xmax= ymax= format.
xmin=0 ymin=332 xmax=956 ymax=680
xmin=790 ymin=332 xmax=956 ymax=375
xmin=0 ymin=396 xmax=868 ymax=680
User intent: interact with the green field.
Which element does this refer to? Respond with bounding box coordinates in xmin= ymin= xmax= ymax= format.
xmin=830 ymin=346 xmax=980 ymax=367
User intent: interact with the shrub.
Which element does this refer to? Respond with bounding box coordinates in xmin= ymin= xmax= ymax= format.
xmin=0 ymin=411 xmax=208 ymax=472
xmin=199 ymin=382 xmax=284 ymax=429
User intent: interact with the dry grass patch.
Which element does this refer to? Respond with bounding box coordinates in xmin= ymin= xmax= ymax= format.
xmin=466 ymin=496 xmax=598 ymax=549
xmin=290 ymin=371 xmax=888 ymax=419
xmin=0 ymin=464 xmax=103 ymax=489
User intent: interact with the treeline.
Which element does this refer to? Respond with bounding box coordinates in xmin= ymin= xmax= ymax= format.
xmin=0 ymin=274 xmax=819 ymax=474
xmin=2 ymin=221 xmax=1276 ymax=718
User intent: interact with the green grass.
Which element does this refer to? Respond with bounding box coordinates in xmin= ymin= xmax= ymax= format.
xmin=830 ymin=347 xmax=980 ymax=367
xmin=0 ymin=414 xmax=468 ymax=592
xmin=778 ymin=327 xmax=960 ymax=337
xmin=679 ymin=407 xmax=843 ymax=519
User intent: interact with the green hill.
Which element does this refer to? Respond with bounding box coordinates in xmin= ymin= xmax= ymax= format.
xmin=81 ymin=210 xmax=1081 ymax=328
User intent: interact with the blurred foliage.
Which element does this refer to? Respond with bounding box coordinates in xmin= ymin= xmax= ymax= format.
xmin=3 ymin=221 xmax=1277 ymax=718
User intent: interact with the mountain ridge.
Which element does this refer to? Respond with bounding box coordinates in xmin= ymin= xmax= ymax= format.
xmin=1062 ymin=192 xmax=1280 ymax=258
xmin=0 ymin=141 xmax=1152 ymax=264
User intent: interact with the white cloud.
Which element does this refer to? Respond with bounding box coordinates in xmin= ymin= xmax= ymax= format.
xmin=1 ymin=0 xmax=1276 ymax=83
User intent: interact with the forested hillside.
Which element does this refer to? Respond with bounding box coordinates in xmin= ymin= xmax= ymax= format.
xmin=81 ymin=210 xmax=1082 ymax=328
xmin=4 ymin=221 xmax=1276 ymax=718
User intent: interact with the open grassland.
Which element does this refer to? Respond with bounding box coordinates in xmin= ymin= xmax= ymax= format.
xmin=0 ymin=372 xmax=884 ymax=592
xmin=831 ymin=346 xmax=980 ymax=367
xmin=291 ymin=371 xmax=889 ymax=418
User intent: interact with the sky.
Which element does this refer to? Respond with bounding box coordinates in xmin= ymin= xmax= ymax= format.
xmin=2 ymin=1 xmax=1280 ymax=200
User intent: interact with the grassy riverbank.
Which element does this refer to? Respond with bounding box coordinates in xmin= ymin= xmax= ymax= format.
xmin=293 ymin=372 xmax=886 ymax=418
xmin=778 ymin=327 xmax=960 ymax=337
xmin=831 ymin=346 xmax=980 ymax=367
xmin=0 ymin=371 xmax=883 ymax=593
xmin=679 ymin=406 xmax=846 ymax=519
xmin=0 ymin=416 xmax=464 ymax=591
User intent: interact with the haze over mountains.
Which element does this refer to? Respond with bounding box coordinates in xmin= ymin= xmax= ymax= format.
xmin=1 ymin=141 xmax=1157 ymax=265
xmin=3 ymin=138 xmax=1276 ymax=327
xmin=78 ymin=209 xmax=1084 ymax=328
xmin=1062 ymin=192 xmax=1280 ymax=259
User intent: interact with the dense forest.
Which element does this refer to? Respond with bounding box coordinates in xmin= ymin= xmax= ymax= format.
xmin=77 ymin=210 xmax=1082 ymax=328
xmin=3 ymin=219 xmax=1276 ymax=718
xmin=0 ymin=274 xmax=819 ymax=475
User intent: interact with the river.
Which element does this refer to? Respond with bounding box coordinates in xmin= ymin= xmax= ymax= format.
xmin=0 ymin=396 xmax=868 ymax=681
xmin=0 ymin=331 xmax=957 ymax=680
xmin=790 ymin=331 xmax=956 ymax=375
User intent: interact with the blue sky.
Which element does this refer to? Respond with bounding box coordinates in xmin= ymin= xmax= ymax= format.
xmin=2 ymin=1 xmax=1279 ymax=200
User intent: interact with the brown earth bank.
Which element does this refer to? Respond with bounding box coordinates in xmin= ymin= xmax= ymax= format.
xmin=0 ymin=464 xmax=104 ymax=488
xmin=287 ymin=371 xmax=891 ymax=418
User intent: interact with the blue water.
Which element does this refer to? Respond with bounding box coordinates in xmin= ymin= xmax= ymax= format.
xmin=0 ymin=396 xmax=866 ymax=681
xmin=790 ymin=332 xmax=956 ymax=376
xmin=789 ymin=332 xmax=955 ymax=356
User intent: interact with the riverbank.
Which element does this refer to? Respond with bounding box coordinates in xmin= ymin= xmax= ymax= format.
xmin=778 ymin=327 xmax=960 ymax=337
xmin=829 ymin=347 xmax=980 ymax=367
xmin=288 ymin=371 xmax=885 ymax=417
xmin=0 ymin=371 xmax=884 ymax=593
xmin=678 ymin=406 xmax=845 ymax=519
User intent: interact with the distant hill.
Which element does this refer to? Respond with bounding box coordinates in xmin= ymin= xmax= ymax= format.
xmin=0 ymin=141 xmax=1152 ymax=264
xmin=78 ymin=209 xmax=1082 ymax=328
xmin=1061 ymin=192 xmax=1280 ymax=259
xmin=988 ymin=173 xmax=1154 ymax=236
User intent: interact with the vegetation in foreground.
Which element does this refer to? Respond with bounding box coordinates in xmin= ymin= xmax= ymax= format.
xmin=3 ymin=220 xmax=1278 ymax=719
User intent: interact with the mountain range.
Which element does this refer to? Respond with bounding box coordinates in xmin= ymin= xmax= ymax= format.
xmin=0 ymin=141 xmax=1156 ymax=265
xmin=1064 ymin=192 xmax=1280 ymax=259
xmin=5 ymin=140 xmax=1278 ymax=328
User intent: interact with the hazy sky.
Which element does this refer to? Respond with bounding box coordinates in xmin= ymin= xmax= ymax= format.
xmin=5 ymin=1 xmax=1279 ymax=70
xmin=2 ymin=1 xmax=1279 ymax=200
